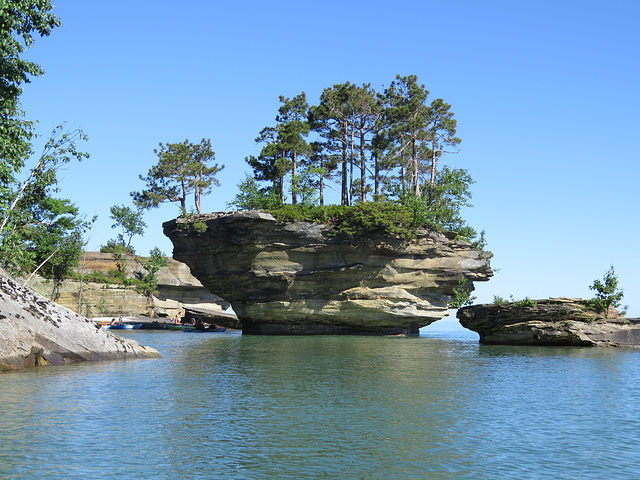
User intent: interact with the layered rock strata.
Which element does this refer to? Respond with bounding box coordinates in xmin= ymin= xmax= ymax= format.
xmin=163 ymin=211 xmax=493 ymax=335
xmin=26 ymin=252 xmax=229 ymax=318
xmin=0 ymin=269 xmax=160 ymax=371
xmin=457 ymin=297 xmax=640 ymax=347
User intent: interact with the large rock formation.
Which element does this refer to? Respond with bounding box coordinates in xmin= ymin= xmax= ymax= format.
xmin=163 ymin=211 xmax=493 ymax=334
xmin=457 ymin=297 xmax=640 ymax=346
xmin=0 ymin=269 xmax=160 ymax=371
xmin=26 ymin=252 xmax=230 ymax=318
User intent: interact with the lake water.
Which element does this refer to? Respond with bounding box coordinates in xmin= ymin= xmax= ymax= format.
xmin=1 ymin=320 xmax=639 ymax=479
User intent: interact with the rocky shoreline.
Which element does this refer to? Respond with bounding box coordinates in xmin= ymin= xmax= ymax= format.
xmin=457 ymin=297 xmax=640 ymax=347
xmin=0 ymin=269 xmax=160 ymax=372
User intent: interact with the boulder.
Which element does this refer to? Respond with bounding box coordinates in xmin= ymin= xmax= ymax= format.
xmin=457 ymin=297 xmax=640 ymax=346
xmin=0 ymin=269 xmax=160 ymax=371
xmin=163 ymin=211 xmax=493 ymax=334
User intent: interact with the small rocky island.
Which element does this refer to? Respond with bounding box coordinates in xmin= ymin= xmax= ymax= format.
xmin=163 ymin=211 xmax=493 ymax=334
xmin=457 ymin=298 xmax=640 ymax=347
xmin=0 ymin=268 xmax=160 ymax=371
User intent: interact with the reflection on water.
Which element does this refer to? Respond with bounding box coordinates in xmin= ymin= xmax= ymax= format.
xmin=1 ymin=326 xmax=639 ymax=479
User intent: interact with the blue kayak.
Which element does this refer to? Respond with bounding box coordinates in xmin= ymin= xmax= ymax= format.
xmin=104 ymin=324 xmax=142 ymax=330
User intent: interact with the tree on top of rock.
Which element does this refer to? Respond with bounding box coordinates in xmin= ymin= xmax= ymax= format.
xmin=588 ymin=266 xmax=626 ymax=317
xmin=132 ymin=138 xmax=224 ymax=214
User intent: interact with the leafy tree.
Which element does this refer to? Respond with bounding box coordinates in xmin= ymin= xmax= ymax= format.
xmin=108 ymin=204 xmax=146 ymax=251
xmin=1 ymin=125 xmax=89 ymax=280
xmin=0 ymin=4 xmax=91 ymax=282
xmin=588 ymin=266 xmax=625 ymax=317
xmin=0 ymin=0 xmax=61 ymax=192
xmin=132 ymin=138 xmax=223 ymax=214
xmin=227 ymin=174 xmax=281 ymax=211
xmin=450 ymin=276 xmax=476 ymax=309
xmin=136 ymin=247 xmax=168 ymax=298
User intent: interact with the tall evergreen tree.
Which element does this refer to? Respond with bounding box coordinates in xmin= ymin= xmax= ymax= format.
xmin=309 ymin=82 xmax=357 ymax=205
xmin=276 ymin=93 xmax=311 ymax=204
xmin=383 ymin=74 xmax=431 ymax=198
xmin=132 ymin=138 xmax=223 ymax=214
xmin=425 ymin=98 xmax=461 ymax=203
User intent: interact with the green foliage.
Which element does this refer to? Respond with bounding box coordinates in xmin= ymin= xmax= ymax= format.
xmin=587 ymin=266 xmax=625 ymax=317
xmin=227 ymin=174 xmax=283 ymax=211
xmin=239 ymin=75 xmax=484 ymax=243
xmin=0 ymin=4 xmax=89 ymax=281
xmin=0 ymin=0 xmax=61 ymax=185
xmin=514 ymin=297 xmax=537 ymax=308
xmin=178 ymin=210 xmax=209 ymax=234
xmin=108 ymin=204 xmax=146 ymax=249
xmin=493 ymin=295 xmax=508 ymax=305
xmin=132 ymin=138 xmax=223 ymax=214
xmin=100 ymin=240 xmax=135 ymax=255
xmin=1 ymin=126 xmax=89 ymax=279
xmin=450 ymin=276 xmax=476 ymax=309
xmin=111 ymin=251 xmax=132 ymax=286
xmin=400 ymin=168 xmax=475 ymax=232
xmin=135 ymin=247 xmax=168 ymax=298
xmin=269 ymin=202 xmax=415 ymax=238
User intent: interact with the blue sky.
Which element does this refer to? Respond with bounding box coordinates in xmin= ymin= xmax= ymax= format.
xmin=18 ymin=0 xmax=640 ymax=316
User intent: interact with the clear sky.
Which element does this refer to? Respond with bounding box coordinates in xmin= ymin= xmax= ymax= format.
xmin=18 ymin=0 xmax=640 ymax=316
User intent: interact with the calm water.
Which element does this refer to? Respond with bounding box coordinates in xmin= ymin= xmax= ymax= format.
xmin=1 ymin=320 xmax=639 ymax=479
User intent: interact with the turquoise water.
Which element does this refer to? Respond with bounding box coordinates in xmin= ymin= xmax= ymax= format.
xmin=1 ymin=321 xmax=639 ymax=479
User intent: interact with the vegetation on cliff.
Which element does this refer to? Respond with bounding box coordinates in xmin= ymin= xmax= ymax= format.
xmin=227 ymin=75 xmax=483 ymax=244
xmin=587 ymin=266 xmax=626 ymax=317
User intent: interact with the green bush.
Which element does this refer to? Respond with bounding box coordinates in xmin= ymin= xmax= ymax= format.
xmin=100 ymin=240 xmax=135 ymax=255
xmin=269 ymin=202 xmax=415 ymax=238
xmin=514 ymin=297 xmax=537 ymax=308
xmin=493 ymin=295 xmax=508 ymax=305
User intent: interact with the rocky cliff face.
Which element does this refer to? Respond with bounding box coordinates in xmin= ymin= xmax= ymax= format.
xmin=0 ymin=269 xmax=160 ymax=371
xmin=457 ymin=297 xmax=640 ymax=346
xmin=26 ymin=252 xmax=230 ymax=318
xmin=163 ymin=211 xmax=493 ymax=334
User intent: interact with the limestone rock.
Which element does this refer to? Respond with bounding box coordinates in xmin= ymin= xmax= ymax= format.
xmin=457 ymin=297 xmax=640 ymax=347
xmin=26 ymin=252 xmax=229 ymax=318
xmin=0 ymin=269 xmax=160 ymax=371
xmin=163 ymin=211 xmax=493 ymax=334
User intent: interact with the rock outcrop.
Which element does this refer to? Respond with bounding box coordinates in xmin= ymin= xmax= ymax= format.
xmin=0 ymin=269 xmax=161 ymax=371
xmin=163 ymin=211 xmax=493 ymax=334
xmin=26 ymin=252 xmax=230 ymax=318
xmin=457 ymin=297 xmax=640 ymax=347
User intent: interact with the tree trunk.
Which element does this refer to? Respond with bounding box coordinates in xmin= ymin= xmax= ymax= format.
xmin=429 ymin=140 xmax=437 ymax=204
xmin=412 ymin=137 xmax=421 ymax=197
xmin=374 ymin=150 xmax=380 ymax=198
xmin=359 ymin=124 xmax=367 ymax=202
xmin=341 ymin=122 xmax=349 ymax=206
xmin=292 ymin=151 xmax=298 ymax=205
